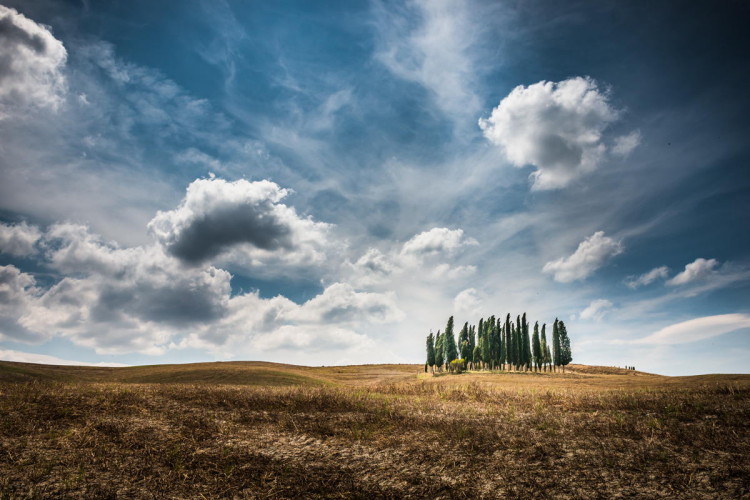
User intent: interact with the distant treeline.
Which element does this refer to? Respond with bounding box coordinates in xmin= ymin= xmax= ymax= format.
xmin=426 ymin=314 xmax=572 ymax=373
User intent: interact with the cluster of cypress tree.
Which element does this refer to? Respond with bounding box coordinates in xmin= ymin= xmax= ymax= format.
xmin=426 ymin=315 xmax=572 ymax=374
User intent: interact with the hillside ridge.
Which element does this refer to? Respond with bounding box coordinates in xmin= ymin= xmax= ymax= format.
xmin=2 ymin=359 xmax=748 ymax=389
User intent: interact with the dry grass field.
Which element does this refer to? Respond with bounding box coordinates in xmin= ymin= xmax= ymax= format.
xmin=1 ymin=360 xmax=748 ymax=499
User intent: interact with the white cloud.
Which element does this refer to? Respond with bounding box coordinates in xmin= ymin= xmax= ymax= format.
xmin=345 ymin=227 xmax=478 ymax=288
xmin=625 ymin=265 xmax=669 ymax=289
xmin=0 ymin=35 xmax=235 ymax=247
xmin=294 ymin=283 xmax=404 ymax=325
xmin=0 ymin=223 xmax=232 ymax=354
xmin=579 ymin=299 xmax=613 ymax=321
xmin=148 ymin=177 xmax=332 ymax=271
xmin=0 ymin=222 xmax=41 ymax=256
xmin=0 ymin=214 xmax=405 ymax=357
xmin=401 ymin=227 xmax=477 ymax=258
xmin=253 ymin=325 xmax=374 ymax=352
xmin=543 ymin=231 xmax=624 ymax=283
xmin=182 ymin=282 xmax=402 ymax=354
xmin=667 ymin=258 xmax=719 ymax=286
xmin=479 ymin=77 xmax=620 ymax=190
xmin=454 ymin=288 xmax=482 ymax=318
xmin=0 ymin=348 xmax=128 ymax=367
xmin=633 ymin=314 xmax=750 ymax=345
xmin=0 ymin=265 xmax=43 ymax=342
xmin=612 ymin=130 xmax=641 ymax=157
xmin=0 ymin=5 xmax=67 ymax=112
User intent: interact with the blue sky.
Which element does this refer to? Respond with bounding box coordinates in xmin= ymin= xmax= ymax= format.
xmin=0 ymin=0 xmax=748 ymax=375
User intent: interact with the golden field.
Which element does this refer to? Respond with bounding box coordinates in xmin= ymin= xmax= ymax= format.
xmin=0 ymin=360 xmax=748 ymax=498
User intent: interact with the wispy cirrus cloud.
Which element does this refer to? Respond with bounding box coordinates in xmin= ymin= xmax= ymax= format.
xmin=372 ymin=0 xmax=484 ymax=123
xmin=543 ymin=231 xmax=624 ymax=283
xmin=0 ymin=348 xmax=128 ymax=367
xmin=579 ymin=299 xmax=614 ymax=321
xmin=630 ymin=314 xmax=750 ymax=345
xmin=625 ymin=266 xmax=669 ymax=289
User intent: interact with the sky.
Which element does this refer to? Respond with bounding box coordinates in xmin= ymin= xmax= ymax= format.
xmin=0 ymin=0 xmax=749 ymax=375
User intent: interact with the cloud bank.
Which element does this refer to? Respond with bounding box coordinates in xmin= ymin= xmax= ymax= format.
xmin=0 ymin=182 xmax=407 ymax=358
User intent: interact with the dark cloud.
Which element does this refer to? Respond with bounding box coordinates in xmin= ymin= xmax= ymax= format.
xmin=164 ymin=203 xmax=293 ymax=263
xmin=0 ymin=6 xmax=66 ymax=108
xmin=0 ymin=14 xmax=47 ymax=55
xmin=90 ymin=279 xmax=227 ymax=326
xmin=148 ymin=178 xmax=330 ymax=267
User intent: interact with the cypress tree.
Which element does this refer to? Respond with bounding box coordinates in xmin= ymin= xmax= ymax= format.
xmin=522 ymin=313 xmax=531 ymax=371
xmin=532 ymin=322 xmax=541 ymax=372
xmin=477 ymin=318 xmax=487 ymax=368
xmin=435 ymin=330 xmax=444 ymax=371
xmin=553 ymin=319 xmax=561 ymax=371
xmin=459 ymin=322 xmax=472 ymax=361
xmin=495 ymin=318 xmax=503 ymax=369
xmin=540 ymin=323 xmax=549 ymax=371
xmin=489 ymin=317 xmax=500 ymax=369
xmin=505 ymin=313 xmax=513 ymax=369
xmin=482 ymin=318 xmax=491 ymax=369
xmin=444 ymin=316 xmax=458 ymax=365
xmin=515 ymin=315 xmax=522 ymax=370
xmin=499 ymin=323 xmax=506 ymax=370
xmin=468 ymin=325 xmax=476 ymax=367
xmin=460 ymin=340 xmax=470 ymax=366
xmin=472 ymin=344 xmax=480 ymax=369
xmin=426 ymin=332 xmax=436 ymax=373
xmin=510 ymin=321 xmax=521 ymax=370
xmin=507 ymin=323 xmax=514 ymax=370
xmin=559 ymin=320 xmax=572 ymax=371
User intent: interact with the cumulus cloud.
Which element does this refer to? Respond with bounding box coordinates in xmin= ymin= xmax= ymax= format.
xmin=632 ymin=314 xmax=750 ymax=345
xmin=479 ymin=77 xmax=625 ymax=190
xmin=543 ymin=231 xmax=624 ymax=283
xmin=579 ymin=299 xmax=613 ymax=321
xmin=0 ymin=223 xmax=232 ymax=354
xmin=667 ymin=258 xmax=719 ymax=286
xmin=0 ymin=222 xmax=41 ymax=256
xmin=0 ymin=265 xmax=43 ymax=342
xmin=0 ymin=5 xmax=67 ymax=112
xmin=625 ymin=266 xmax=669 ymax=289
xmin=0 ymin=216 xmax=403 ymax=356
xmin=148 ymin=177 xmax=332 ymax=268
xmin=294 ymin=283 xmax=403 ymax=325
xmin=253 ymin=325 xmax=374 ymax=352
xmin=182 ymin=283 xmax=402 ymax=354
xmin=346 ymin=227 xmax=478 ymax=287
